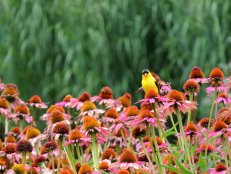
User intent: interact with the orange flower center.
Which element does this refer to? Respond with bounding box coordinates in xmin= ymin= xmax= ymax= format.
xmin=83 ymin=116 xmax=100 ymax=130
xmin=81 ymin=101 xmax=96 ymax=112
xmin=29 ymin=95 xmax=42 ymax=103
xmin=167 ymin=90 xmax=186 ymax=101
xmin=120 ymin=148 xmax=138 ymax=163
xmin=125 ymin=106 xmax=139 ymax=117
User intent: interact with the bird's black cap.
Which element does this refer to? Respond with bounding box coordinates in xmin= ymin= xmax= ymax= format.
xmin=142 ymin=69 xmax=149 ymax=75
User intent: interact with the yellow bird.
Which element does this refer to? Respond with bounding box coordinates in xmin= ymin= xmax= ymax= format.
xmin=141 ymin=69 xmax=159 ymax=94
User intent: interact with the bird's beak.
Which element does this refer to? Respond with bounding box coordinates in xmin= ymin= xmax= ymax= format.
xmin=143 ymin=73 xmax=148 ymax=76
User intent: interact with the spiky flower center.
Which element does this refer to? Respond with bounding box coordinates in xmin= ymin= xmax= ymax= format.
xmin=99 ymin=86 xmax=113 ymax=99
xmin=81 ymin=101 xmax=96 ymax=112
xmin=183 ymin=79 xmax=200 ymax=93
xmin=209 ymin=67 xmax=224 ymax=79
xmin=50 ymin=110 xmax=65 ymax=124
xmin=145 ymin=89 xmax=159 ymax=98
xmin=117 ymin=93 xmax=131 ymax=107
xmin=62 ymin=95 xmax=72 ymax=102
xmin=167 ymin=90 xmax=186 ymax=101
xmin=83 ymin=116 xmax=100 ymax=130
xmin=14 ymin=105 xmax=30 ymax=114
xmin=215 ymin=164 xmax=227 ymax=172
xmin=213 ymin=120 xmax=227 ymax=132
xmin=47 ymin=105 xmax=65 ymax=114
xmin=139 ymin=110 xmax=154 ymax=119
xmin=189 ymin=66 xmax=205 ymax=79
xmin=16 ymin=140 xmax=33 ymax=153
xmin=120 ymin=148 xmax=138 ymax=163
xmin=69 ymin=128 xmax=84 ymax=140
xmin=52 ymin=122 xmax=70 ymax=135
xmin=101 ymin=148 xmax=117 ymax=160
xmin=125 ymin=106 xmax=139 ymax=117
xmin=28 ymin=95 xmax=42 ymax=103
xmin=78 ymin=164 xmax=93 ymax=174
xmin=0 ymin=97 xmax=10 ymax=109
xmin=78 ymin=92 xmax=91 ymax=102
xmin=25 ymin=127 xmax=41 ymax=139
xmin=12 ymin=164 xmax=26 ymax=174
xmin=105 ymin=108 xmax=118 ymax=119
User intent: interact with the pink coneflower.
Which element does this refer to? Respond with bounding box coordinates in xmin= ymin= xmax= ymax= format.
xmin=183 ymin=79 xmax=200 ymax=96
xmin=215 ymin=108 xmax=231 ymax=125
xmin=0 ymin=97 xmax=11 ymax=118
xmin=209 ymin=120 xmax=228 ymax=137
xmin=117 ymin=93 xmax=132 ymax=108
xmin=136 ymin=89 xmax=168 ymax=105
xmin=208 ymin=163 xmax=228 ymax=174
xmin=103 ymin=108 xmax=119 ymax=124
xmin=1 ymin=84 xmax=20 ymax=103
xmin=189 ymin=66 xmax=208 ymax=83
xmin=91 ymin=86 xmax=121 ymax=108
xmin=27 ymin=95 xmax=47 ymax=109
xmin=118 ymin=106 xmax=140 ymax=123
xmin=184 ymin=122 xmax=201 ymax=137
xmin=160 ymin=90 xmax=197 ymax=116
xmin=64 ymin=128 xmax=91 ymax=147
xmin=69 ymin=92 xmax=91 ymax=111
xmin=206 ymin=81 xmax=228 ymax=95
xmin=209 ymin=67 xmax=224 ymax=82
xmin=78 ymin=163 xmax=93 ymax=174
xmin=111 ymin=148 xmax=142 ymax=170
xmin=82 ymin=115 xmax=108 ymax=144
xmin=128 ymin=110 xmax=158 ymax=128
xmin=216 ymin=92 xmax=231 ymax=105
xmin=11 ymin=104 xmax=32 ymax=123
xmin=109 ymin=127 xmax=129 ymax=147
xmin=41 ymin=105 xmax=68 ymax=122
xmin=79 ymin=101 xmax=104 ymax=118
xmin=101 ymin=148 xmax=117 ymax=161
xmin=196 ymin=144 xmax=219 ymax=154
xmin=56 ymin=94 xmax=72 ymax=107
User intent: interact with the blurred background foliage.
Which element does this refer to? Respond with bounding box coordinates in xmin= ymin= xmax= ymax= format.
xmin=0 ymin=0 xmax=230 ymax=113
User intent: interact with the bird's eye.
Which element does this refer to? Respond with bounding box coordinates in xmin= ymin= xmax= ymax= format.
xmin=142 ymin=69 xmax=149 ymax=75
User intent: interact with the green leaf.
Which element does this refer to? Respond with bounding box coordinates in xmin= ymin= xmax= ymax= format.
xmin=175 ymin=159 xmax=193 ymax=174
xmin=159 ymin=165 xmax=178 ymax=172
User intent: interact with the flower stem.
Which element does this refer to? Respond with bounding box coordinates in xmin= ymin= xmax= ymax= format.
xmin=19 ymin=119 xmax=24 ymax=133
xmin=22 ymin=152 xmax=26 ymax=164
xmin=91 ymin=134 xmax=99 ymax=170
xmin=169 ymin=114 xmax=182 ymax=149
xmin=57 ymin=137 xmax=63 ymax=174
xmin=176 ymin=110 xmax=192 ymax=171
xmin=64 ymin=145 xmax=77 ymax=174
xmin=204 ymin=83 xmax=218 ymax=167
xmin=5 ymin=117 xmax=9 ymax=136
xmin=187 ymin=92 xmax=194 ymax=124
xmin=127 ymin=128 xmax=133 ymax=149
xmin=140 ymin=139 xmax=156 ymax=173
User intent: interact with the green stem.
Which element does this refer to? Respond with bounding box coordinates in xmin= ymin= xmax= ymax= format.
xmin=64 ymin=145 xmax=77 ymax=174
xmin=91 ymin=134 xmax=99 ymax=170
xmin=127 ymin=128 xmax=133 ymax=149
xmin=76 ymin=144 xmax=82 ymax=163
xmin=140 ymin=139 xmax=156 ymax=173
xmin=176 ymin=110 xmax=192 ymax=171
xmin=50 ymin=152 xmax=55 ymax=173
xmin=57 ymin=137 xmax=63 ymax=174
xmin=187 ymin=92 xmax=193 ymax=124
xmin=22 ymin=152 xmax=26 ymax=164
xmin=169 ymin=114 xmax=183 ymax=149
xmin=5 ymin=117 xmax=9 ymax=135
xmin=19 ymin=119 xmax=24 ymax=133
xmin=204 ymin=83 xmax=218 ymax=167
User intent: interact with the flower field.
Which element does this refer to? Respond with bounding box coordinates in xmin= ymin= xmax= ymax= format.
xmin=0 ymin=66 xmax=230 ymax=174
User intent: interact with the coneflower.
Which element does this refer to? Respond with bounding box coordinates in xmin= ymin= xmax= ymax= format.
xmin=78 ymin=163 xmax=93 ymax=174
xmin=12 ymin=164 xmax=26 ymax=174
xmin=99 ymin=86 xmax=113 ymax=99
xmin=13 ymin=105 xmax=32 ymax=132
xmin=209 ymin=67 xmax=224 ymax=82
xmin=3 ymin=143 xmax=16 ymax=154
xmin=101 ymin=148 xmax=117 ymax=160
xmin=117 ymin=169 xmax=130 ymax=174
xmin=1 ymin=84 xmax=19 ymax=103
xmin=0 ymin=97 xmax=12 ymax=135
xmin=50 ymin=110 xmax=65 ymax=124
xmin=16 ymin=140 xmax=33 ymax=164
xmin=117 ymin=93 xmax=132 ymax=108
xmin=189 ymin=66 xmax=207 ymax=84
xmin=78 ymin=92 xmax=91 ymax=102
xmin=99 ymin=161 xmax=110 ymax=172
xmin=52 ymin=122 xmax=70 ymax=173
xmin=5 ymin=136 xmax=16 ymax=143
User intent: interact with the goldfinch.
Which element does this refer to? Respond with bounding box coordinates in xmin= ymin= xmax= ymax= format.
xmin=141 ymin=69 xmax=159 ymax=94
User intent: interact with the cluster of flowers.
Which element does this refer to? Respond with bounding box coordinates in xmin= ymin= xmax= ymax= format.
xmin=0 ymin=66 xmax=230 ymax=174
